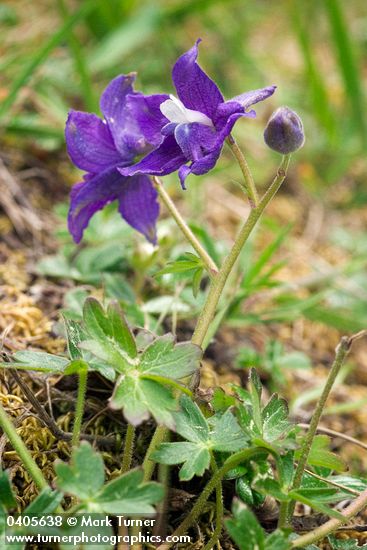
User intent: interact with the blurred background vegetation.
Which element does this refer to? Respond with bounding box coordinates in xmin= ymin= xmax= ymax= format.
xmin=1 ymin=0 xmax=366 ymax=183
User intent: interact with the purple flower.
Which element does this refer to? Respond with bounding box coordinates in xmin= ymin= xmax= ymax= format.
xmin=120 ymin=40 xmax=276 ymax=188
xmin=65 ymin=73 xmax=160 ymax=244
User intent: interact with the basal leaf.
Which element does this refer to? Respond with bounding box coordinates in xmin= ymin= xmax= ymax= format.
xmin=95 ymin=469 xmax=163 ymax=515
xmin=0 ymin=470 xmax=16 ymax=510
xmin=153 ymin=397 xmax=247 ymax=481
xmin=63 ymin=317 xmax=85 ymax=360
xmin=109 ymin=375 xmax=176 ymax=428
xmin=209 ymin=410 xmax=248 ymax=452
xmin=55 ymin=442 xmax=105 ymax=500
xmin=82 ymin=298 xmax=138 ymax=372
xmin=262 ymin=394 xmax=292 ymax=442
xmin=140 ymin=334 xmax=201 ymax=380
xmin=174 ymin=395 xmax=209 ymax=443
xmin=152 ymin=442 xmax=210 ymax=481
xmin=107 ymin=302 xmax=137 ymax=358
xmin=225 ymin=500 xmax=265 ymax=550
xmin=2 ymin=351 xmax=68 ymax=372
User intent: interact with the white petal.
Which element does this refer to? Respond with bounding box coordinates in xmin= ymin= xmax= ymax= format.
xmin=160 ymin=95 xmax=213 ymax=127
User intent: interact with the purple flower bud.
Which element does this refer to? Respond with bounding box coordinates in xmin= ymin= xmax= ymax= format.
xmin=264 ymin=106 xmax=305 ymax=154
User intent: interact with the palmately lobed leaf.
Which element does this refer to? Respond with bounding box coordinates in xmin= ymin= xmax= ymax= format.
xmin=109 ymin=375 xmax=176 ymax=428
xmin=94 ymin=469 xmax=164 ymax=515
xmin=140 ymin=334 xmax=201 ymax=380
xmin=55 ymin=442 xmax=105 ymax=500
xmin=2 ymin=351 xmax=69 ymax=372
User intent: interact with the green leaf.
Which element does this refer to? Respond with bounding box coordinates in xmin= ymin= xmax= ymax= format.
xmin=24 ymin=488 xmax=63 ymax=514
xmin=0 ymin=470 xmax=16 ymax=510
xmin=153 ymin=396 xmax=247 ymax=480
xmin=262 ymin=394 xmax=292 ymax=442
xmin=107 ymin=302 xmax=137 ymax=359
xmin=299 ymin=435 xmax=346 ymax=472
xmin=226 ymin=499 xmax=290 ymax=550
xmin=56 ymin=444 xmax=162 ymax=515
xmin=140 ymin=334 xmax=201 ymax=379
xmin=55 ymin=442 xmax=105 ymax=499
xmin=226 ymin=500 xmax=265 ymax=550
xmin=192 ymin=267 xmax=204 ymax=298
xmin=109 ymin=375 xmax=176 ymax=428
xmin=327 ymin=535 xmax=367 ymax=549
xmin=2 ymin=351 xmax=68 ymax=372
xmin=249 ymin=368 xmax=262 ymax=432
xmin=94 ymin=469 xmax=163 ymax=515
xmin=82 ymin=298 xmax=137 ymax=371
xmin=289 ymin=489 xmax=344 ymax=519
xmin=208 ymin=410 xmax=249 ymax=452
xmin=63 ymin=317 xmax=84 ymax=360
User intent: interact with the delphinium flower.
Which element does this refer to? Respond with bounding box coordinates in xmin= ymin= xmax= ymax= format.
xmin=264 ymin=106 xmax=305 ymax=154
xmin=65 ymin=74 xmax=162 ymax=244
xmin=120 ymin=40 xmax=276 ymax=189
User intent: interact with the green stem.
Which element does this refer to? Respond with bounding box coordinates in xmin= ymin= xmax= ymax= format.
xmin=156 ymin=447 xmax=267 ymax=550
xmin=192 ymin=154 xmax=291 ymax=348
xmin=281 ymin=335 xmax=352 ymax=526
xmin=153 ymin=177 xmax=219 ymax=277
xmin=142 ymin=425 xmax=169 ymax=482
xmin=71 ymin=369 xmax=88 ymax=447
xmin=202 ymin=457 xmax=223 ymax=550
xmin=0 ymin=403 xmax=48 ymax=491
xmin=227 ymin=134 xmax=259 ymax=207
xmin=121 ymin=424 xmax=135 ymax=474
xmin=291 ymin=486 xmax=367 ymax=547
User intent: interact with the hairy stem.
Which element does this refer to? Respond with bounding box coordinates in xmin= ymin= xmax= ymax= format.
xmin=156 ymin=447 xmax=267 ymax=550
xmin=121 ymin=424 xmax=135 ymax=474
xmin=71 ymin=369 xmax=88 ymax=447
xmin=153 ymin=177 xmax=219 ymax=276
xmin=142 ymin=425 xmax=169 ymax=482
xmin=192 ymin=154 xmax=291 ymax=348
xmin=292 ymin=486 xmax=367 ymax=547
xmin=281 ymin=335 xmax=353 ymax=526
xmin=0 ymin=403 xmax=48 ymax=491
xmin=202 ymin=457 xmax=224 ymax=550
xmin=227 ymin=134 xmax=259 ymax=207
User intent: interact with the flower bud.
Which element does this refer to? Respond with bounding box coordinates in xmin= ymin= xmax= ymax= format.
xmin=264 ymin=106 xmax=305 ymax=154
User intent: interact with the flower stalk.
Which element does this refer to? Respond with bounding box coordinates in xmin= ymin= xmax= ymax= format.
xmin=153 ymin=177 xmax=219 ymax=277
xmin=156 ymin=447 xmax=267 ymax=550
xmin=71 ymin=369 xmax=88 ymax=447
xmin=121 ymin=424 xmax=135 ymax=474
xmin=226 ymin=134 xmax=259 ymax=207
xmin=281 ymin=333 xmax=359 ymax=526
xmin=0 ymin=402 xmax=48 ymax=491
xmin=192 ymin=154 xmax=291 ymax=348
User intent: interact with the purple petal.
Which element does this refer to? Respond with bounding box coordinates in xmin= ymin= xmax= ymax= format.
xmin=178 ymin=147 xmax=222 ymax=189
xmin=230 ymin=85 xmax=276 ymax=113
xmin=127 ymin=93 xmax=170 ymax=147
xmin=120 ymin=135 xmax=186 ymax=177
xmin=100 ymin=74 xmax=148 ymax=159
xmin=118 ymin=175 xmax=159 ymax=244
xmin=65 ymin=111 xmax=121 ymax=173
xmin=174 ymin=122 xmax=216 ymax=161
xmin=172 ymin=39 xmax=223 ymax=119
xmin=68 ymin=167 xmax=123 ymax=243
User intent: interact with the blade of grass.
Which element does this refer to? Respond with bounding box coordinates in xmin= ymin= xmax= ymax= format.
xmin=56 ymin=0 xmax=97 ymax=112
xmin=0 ymin=0 xmax=98 ymax=119
xmin=324 ymin=0 xmax=367 ymax=148
xmin=289 ymin=0 xmax=337 ymax=142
